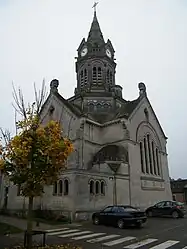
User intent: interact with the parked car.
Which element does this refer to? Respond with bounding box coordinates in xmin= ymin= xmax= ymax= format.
xmin=145 ymin=200 xmax=186 ymax=218
xmin=92 ymin=205 xmax=147 ymax=229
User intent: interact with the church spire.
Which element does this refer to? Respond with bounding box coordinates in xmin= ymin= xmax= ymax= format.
xmin=87 ymin=2 xmax=105 ymax=44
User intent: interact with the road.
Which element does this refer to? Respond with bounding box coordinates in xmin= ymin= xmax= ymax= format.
xmin=44 ymin=217 xmax=187 ymax=249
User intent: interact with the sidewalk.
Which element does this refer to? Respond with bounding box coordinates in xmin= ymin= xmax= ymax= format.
xmin=0 ymin=215 xmax=83 ymax=248
xmin=0 ymin=235 xmax=23 ymax=249
xmin=0 ymin=215 xmax=58 ymax=231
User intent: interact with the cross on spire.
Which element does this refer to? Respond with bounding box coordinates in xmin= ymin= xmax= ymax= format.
xmin=92 ymin=2 xmax=99 ymax=13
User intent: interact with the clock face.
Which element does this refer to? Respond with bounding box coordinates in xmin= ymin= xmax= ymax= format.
xmin=81 ymin=47 xmax=88 ymax=57
xmin=106 ymin=48 xmax=112 ymax=58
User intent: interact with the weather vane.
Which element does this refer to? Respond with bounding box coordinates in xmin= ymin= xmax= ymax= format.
xmin=92 ymin=2 xmax=99 ymax=12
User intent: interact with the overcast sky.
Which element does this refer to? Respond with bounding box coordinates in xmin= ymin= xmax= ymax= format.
xmin=0 ymin=0 xmax=186 ymax=178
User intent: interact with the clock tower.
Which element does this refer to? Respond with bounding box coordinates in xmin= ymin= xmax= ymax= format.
xmin=68 ymin=7 xmax=124 ymax=123
xmin=75 ymin=9 xmax=116 ymax=94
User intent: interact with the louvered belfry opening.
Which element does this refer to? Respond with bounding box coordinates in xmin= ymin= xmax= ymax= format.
xmin=92 ymin=66 xmax=103 ymax=85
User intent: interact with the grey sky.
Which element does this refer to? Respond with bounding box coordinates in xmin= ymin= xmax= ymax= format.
xmin=0 ymin=0 xmax=186 ymax=178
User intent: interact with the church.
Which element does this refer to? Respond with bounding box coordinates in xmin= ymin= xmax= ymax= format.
xmin=4 ymin=9 xmax=172 ymax=220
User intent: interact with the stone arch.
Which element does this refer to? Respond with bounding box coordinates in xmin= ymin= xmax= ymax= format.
xmin=91 ymin=59 xmax=105 ymax=67
xmin=92 ymin=144 xmax=129 ymax=164
xmin=136 ymin=121 xmax=162 ymax=150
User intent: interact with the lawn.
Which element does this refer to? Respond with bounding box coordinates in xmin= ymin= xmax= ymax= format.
xmin=0 ymin=222 xmax=22 ymax=235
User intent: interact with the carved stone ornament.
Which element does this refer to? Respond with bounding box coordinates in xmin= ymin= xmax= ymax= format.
xmin=80 ymin=119 xmax=85 ymax=130
xmin=108 ymin=162 xmax=121 ymax=173
xmin=121 ymin=120 xmax=130 ymax=139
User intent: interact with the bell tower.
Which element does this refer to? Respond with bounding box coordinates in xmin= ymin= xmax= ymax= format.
xmin=74 ymin=5 xmax=116 ymax=95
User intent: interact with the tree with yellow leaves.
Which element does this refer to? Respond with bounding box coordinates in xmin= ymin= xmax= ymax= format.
xmin=0 ymin=82 xmax=73 ymax=249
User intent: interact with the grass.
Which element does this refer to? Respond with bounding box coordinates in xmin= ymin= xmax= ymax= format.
xmin=0 ymin=222 xmax=22 ymax=235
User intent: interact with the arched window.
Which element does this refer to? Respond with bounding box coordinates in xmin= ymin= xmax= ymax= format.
xmin=147 ymin=134 xmax=153 ymax=174
xmin=152 ymin=141 xmax=157 ymax=175
xmin=156 ymin=148 xmax=160 ymax=175
xmin=106 ymin=70 xmax=110 ymax=84
xmin=97 ymin=67 xmax=102 ymax=84
xmin=53 ymin=181 xmax=58 ymax=196
xmin=96 ymin=103 xmax=102 ymax=110
xmin=80 ymin=69 xmax=88 ymax=88
xmin=143 ymin=138 xmax=149 ymax=174
xmin=144 ymin=138 xmax=149 ymax=173
xmin=93 ymin=67 xmax=97 ymax=84
xmin=59 ymin=180 xmax=63 ymax=195
xmin=88 ymin=103 xmax=94 ymax=111
xmin=80 ymin=70 xmax=84 ymax=87
xmin=84 ymin=69 xmax=88 ymax=86
xmin=64 ymin=179 xmax=69 ymax=195
xmin=101 ymin=181 xmax=105 ymax=195
xmin=140 ymin=142 xmax=144 ymax=173
xmin=95 ymin=181 xmax=100 ymax=194
xmin=109 ymin=72 xmax=113 ymax=85
xmin=89 ymin=180 xmax=94 ymax=194
xmin=103 ymin=103 xmax=109 ymax=109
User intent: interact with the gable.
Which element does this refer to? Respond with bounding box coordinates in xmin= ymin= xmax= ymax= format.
xmin=40 ymin=92 xmax=80 ymax=140
xmin=127 ymin=96 xmax=167 ymax=152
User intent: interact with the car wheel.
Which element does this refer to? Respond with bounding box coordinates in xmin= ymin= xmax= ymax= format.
xmin=117 ymin=219 xmax=125 ymax=229
xmin=171 ymin=211 xmax=179 ymax=219
xmin=93 ymin=217 xmax=100 ymax=225
xmin=147 ymin=210 xmax=153 ymax=217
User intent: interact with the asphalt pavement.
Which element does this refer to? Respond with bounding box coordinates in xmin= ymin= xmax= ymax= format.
xmin=44 ymin=217 xmax=187 ymax=249
xmin=1 ymin=217 xmax=187 ymax=249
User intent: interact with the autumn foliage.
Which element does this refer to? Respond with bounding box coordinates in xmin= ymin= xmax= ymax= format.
xmin=0 ymin=118 xmax=73 ymax=197
xmin=0 ymin=82 xmax=74 ymax=249
xmin=0 ymin=84 xmax=73 ymax=197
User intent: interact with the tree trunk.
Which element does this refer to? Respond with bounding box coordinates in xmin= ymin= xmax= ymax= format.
xmin=26 ymin=196 xmax=33 ymax=249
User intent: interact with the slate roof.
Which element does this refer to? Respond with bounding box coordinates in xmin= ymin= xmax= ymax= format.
xmin=115 ymin=97 xmax=141 ymax=119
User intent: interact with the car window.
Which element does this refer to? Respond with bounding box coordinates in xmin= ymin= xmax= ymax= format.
xmin=164 ymin=201 xmax=172 ymax=207
xmin=112 ymin=206 xmax=119 ymax=213
xmin=124 ymin=207 xmax=137 ymax=212
xmin=102 ymin=207 xmax=112 ymax=212
xmin=118 ymin=207 xmax=126 ymax=212
xmin=156 ymin=201 xmax=165 ymax=208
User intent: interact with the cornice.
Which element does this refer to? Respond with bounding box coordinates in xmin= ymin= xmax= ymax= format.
xmin=85 ymin=118 xmax=125 ymax=127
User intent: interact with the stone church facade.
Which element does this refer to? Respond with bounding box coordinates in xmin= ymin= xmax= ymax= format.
xmin=3 ymin=10 xmax=172 ymax=219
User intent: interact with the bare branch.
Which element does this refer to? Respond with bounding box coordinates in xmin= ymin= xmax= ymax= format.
xmin=12 ymin=80 xmax=47 ymax=122
xmin=0 ymin=128 xmax=11 ymax=146
xmin=34 ymin=79 xmax=47 ymax=115
xmin=15 ymin=109 xmax=18 ymax=135
xmin=12 ymin=83 xmax=27 ymax=119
